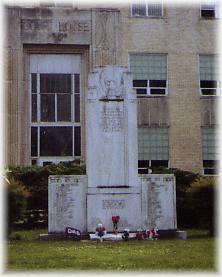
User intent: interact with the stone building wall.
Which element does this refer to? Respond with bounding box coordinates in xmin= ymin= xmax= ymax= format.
xmin=4 ymin=3 xmax=217 ymax=173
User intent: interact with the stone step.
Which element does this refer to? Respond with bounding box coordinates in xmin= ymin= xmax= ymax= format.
xmin=39 ymin=230 xmax=187 ymax=241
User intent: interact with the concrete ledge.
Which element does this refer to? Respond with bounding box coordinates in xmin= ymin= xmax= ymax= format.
xmin=89 ymin=233 xmax=136 ymax=241
xmin=39 ymin=230 xmax=187 ymax=240
xmin=154 ymin=230 xmax=187 ymax=239
xmin=175 ymin=231 xmax=187 ymax=240
xmin=39 ymin=233 xmax=89 ymax=241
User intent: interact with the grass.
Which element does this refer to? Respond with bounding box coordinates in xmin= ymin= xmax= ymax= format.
xmin=5 ymin=229 xmax=217 ymax=272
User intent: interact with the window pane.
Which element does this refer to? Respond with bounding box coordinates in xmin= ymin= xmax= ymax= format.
xmin=147 ymin=3 xmax=162 ymax=16
xmin=201 ymin=0 xmax=216 ymax=16
xmin=138 ymin=160 xmax=149 ymax=167
xmin=31 ymin=127 xmax=38 ymax=157
xmin=150 ymin=80 xmax=166 ymax=87
xmin=151 ymin=160 xmax=168 ymax=167
xmin=40 ymin=74 xmax=71 ymax=94
xmin=74 ymin=126 xmax=81 ymax=156
xmin=201 ymin=9 xmax=215 ymax=17
xmin=40 ymin=94 xmax=55 ymax=122
xmin=150 ymin=88 xmax=166 ymax=95
xmin=31 ymin=73 xmax=37 ymax=94
xmin=202 ymin=127 xmax=218 ymax=160
xmin=200 ymin=80 xmax=217 ymax=88
xmin=133 ymin=80 xmax=147 ymax=87
xmin=199 ymin=55 xmax=218 ymax=80
xmin=138 ymin=128 xmax=169 ymax=160
xmin=74 ymin=74 xmax=80 ymax=94
xmin=130 ymin=54 xmax=167 ymax=80
xmin=136 ymin=88 xmax=147 ymax=95
xmin=204 ymin=167 xmax=217 ymax=174
xmin=203 ymin=160 xmax=217 ymax=167
xmin=132 ymin=4 xmax=146 ymax=16
xmin=74 ymin=94 xmax=80 ymax=122
xmin=57 ymin=94 xmax=71 ymax=121
xmin=40 ymin=127 xmax=73 ymax=156
xmin=32 ymin=94 xmax=37 ymax=122
xmin=138 ymin=168 xmax=149 ymax=174
xmin=201 ymin=89 xmax=216 ymax=95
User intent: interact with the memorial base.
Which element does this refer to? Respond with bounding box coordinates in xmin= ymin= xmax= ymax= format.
xmin=48 ymin=174 xmax=177 ymax=233
xmin=87 ymin=187 xmax=141 ymax=232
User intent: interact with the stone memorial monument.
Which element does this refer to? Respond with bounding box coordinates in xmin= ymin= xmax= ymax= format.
xmin=86 ymin=66 xmax=141 ymax=232
xmin=48 ymin=65 xmax=177 ymax=235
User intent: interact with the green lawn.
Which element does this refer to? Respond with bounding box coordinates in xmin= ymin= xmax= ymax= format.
xmin=5 ymin=229 xmax=217 ymax=272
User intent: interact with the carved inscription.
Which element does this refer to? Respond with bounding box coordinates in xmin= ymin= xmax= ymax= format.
xmin=54 ymin=183 xmax=77 ymax=228
xmin=21 ymin=19 xmax=51 ymax=32
xmin=100 ymin=106 xmax=123 ymax=132
xmin=164 ymin=177 xmax=174 ymax=182
xmin=21 ymin=19 xmax=90 ymax=35
xmin=147 ymin=182 xmax=163 ymax=228
xmin=102 ymin=199 xmax=126 ymax=209
xmin=58 ymin=21 xmax=90 ymax=32
xmin=49 ymin=176 xmax=79 ymax=184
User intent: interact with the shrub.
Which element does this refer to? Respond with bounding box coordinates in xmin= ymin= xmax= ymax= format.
xmin=6 ymin=161 xmax=86 ymax=227
xmin=150 ymin=167 xmax=199 ymax=196
xmin=172 ymin=169 xmax=199 ymax=228
xmin=7 ymin=176 xmax=30 ymax=232
xmin=185 ymin=176 xmax=216 ymax=235
xmin=8 ymin=232 xmax=22 ymax=241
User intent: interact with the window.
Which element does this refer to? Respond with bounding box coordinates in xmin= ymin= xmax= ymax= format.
xmin=202 ymin=127 xmax=219 ymax=175
xmin=200 ymin=0 xmax=220 ymax=18
xmin=199 ymin=55 xmax=221 ymax=96
xmin=30 ymin=54 xmax=81 ymax=165
xmin=132 ymin=1 xmax=163 ymax=17
xmin=138 ymin=128 xmax=169 ymax=173
xmin=130 ymin=54 xmax=167 ymax=96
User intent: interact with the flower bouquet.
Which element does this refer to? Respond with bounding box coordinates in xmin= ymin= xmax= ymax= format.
xmin=112 ymin=215 xmax=120 ymax=233
xmin=148 ymin=228 xmax=159 ymax=240
xmin=95 ymin=223 xmax=106 ymax=242
xmin=136 ymin=228 xmax=143 ymax=240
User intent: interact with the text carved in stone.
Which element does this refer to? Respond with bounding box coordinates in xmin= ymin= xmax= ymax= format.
xmin=100 ymin=106 xmax=123 ymax=132
xmin=102 ymin=199 xmax=125 ymax=210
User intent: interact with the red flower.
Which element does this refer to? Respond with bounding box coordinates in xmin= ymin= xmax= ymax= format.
xmin=136 ymin=230 xmax=143 ymax=240
xmin=112 ymin=216 xmax=120 ymax=223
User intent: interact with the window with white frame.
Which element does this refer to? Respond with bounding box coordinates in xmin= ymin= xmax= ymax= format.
xmin=30 ymin=54 xmax=81 ymax=166
xmin=202 ymin=127 xmax=218 ymax=175
xmin=131 ymin=1 xmax=163 ymax=17
xmin=138 ymin=128 xmax=169 ymax=173
xmin=130 ymin=54 xmax=167 ymax=96
xmin=199 ymin=54 xmax=221 ymax=96
xmin=200 ymin=0 xmax=220 ymax=18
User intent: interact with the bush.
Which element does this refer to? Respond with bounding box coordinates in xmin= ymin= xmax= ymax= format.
xmin=185 ymin=176 xmax=216 ymax=235
xmin=8 ymin=232 xmax=22 ymax=241
xmin=150 ymin=167 xmax=199 ymax=196
xmin=23 ymin=209 xmax=48 ymax=229
xmin=7 ymin=176 xmax=30 ymax=232
xmin=6 ymin=161 xmax=86 ymax=229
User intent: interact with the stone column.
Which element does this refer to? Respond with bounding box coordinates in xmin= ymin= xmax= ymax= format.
xmin=5 ymin=7 xmax=29 ymax=165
